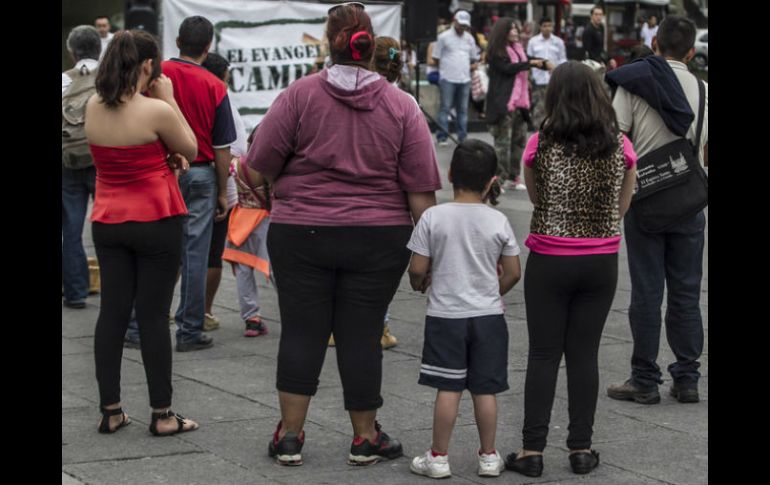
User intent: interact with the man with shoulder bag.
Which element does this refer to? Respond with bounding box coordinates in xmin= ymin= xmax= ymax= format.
xmin=62 ymin=25 xmax=101 ymax=309
xmin=604 ymin=16 xmax=708 ymax=405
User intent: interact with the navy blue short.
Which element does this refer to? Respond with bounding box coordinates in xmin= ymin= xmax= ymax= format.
xmin=418 ymin=314 xmax=509 ymax=395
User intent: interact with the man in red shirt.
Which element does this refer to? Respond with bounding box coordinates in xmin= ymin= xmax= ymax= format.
xmin=164 ymin=16 xmax=237 ymax=352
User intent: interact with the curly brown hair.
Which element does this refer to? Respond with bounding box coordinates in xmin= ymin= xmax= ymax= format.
xmin=371 ymin=36 xmax=403 ymax=83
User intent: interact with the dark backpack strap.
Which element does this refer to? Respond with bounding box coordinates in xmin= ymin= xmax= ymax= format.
xmin=693 ymin=79 xmax=706 ymax=156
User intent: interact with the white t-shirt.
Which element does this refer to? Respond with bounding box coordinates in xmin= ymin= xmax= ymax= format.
xmin=641 ymin=24 xmax=658 ymax=48
xmin=407 ymin=203 xmax=521 ymax=319
xmin=432 ymin=29 xmax=479 ymax=83
xmin=526 ymin=34 xmax=567 ymax=86
xmin=99 ymin=32 xmax=114 ymax=60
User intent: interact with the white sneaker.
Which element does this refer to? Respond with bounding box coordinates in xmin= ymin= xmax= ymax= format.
xmin=410 ymin=450 xmax=451 ymax=479
xmin=514 ymin=182 xmax=527 ymax=191
xmin=437 ymin=139 xmax=450 ymax=147
xmin=478 ymin=450 xmax=505 ymax=477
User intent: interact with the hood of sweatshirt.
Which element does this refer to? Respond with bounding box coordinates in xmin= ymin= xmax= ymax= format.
xmin=319 ymin=64 xmax=389 ymax=111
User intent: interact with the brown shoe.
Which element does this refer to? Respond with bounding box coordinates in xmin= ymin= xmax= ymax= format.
xmin=607 ymin=380 xmax=660 ymax=404
xmin=381 ymin=324 xmax=397 ymax=349
xmin=328 ymin=334 xmax=336 ymax=347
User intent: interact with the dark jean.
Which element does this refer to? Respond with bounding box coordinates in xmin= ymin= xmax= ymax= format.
xmin=624 ymin=207 xmax=706 ymax=391
xmin=62 ymin=166 xmax=96 ymax=303
xmin=268 ymin=223 xmax=412 ymax=411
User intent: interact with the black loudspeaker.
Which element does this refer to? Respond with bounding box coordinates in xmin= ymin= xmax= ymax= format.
xmin=125 ymin=0 xmax=159 ymax=36
xmin=405 ymin=0 xmax=438 ymax=44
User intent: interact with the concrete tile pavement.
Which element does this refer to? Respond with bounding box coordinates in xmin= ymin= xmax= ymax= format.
xmin=62 ymin=133 xmax=707 ymax=484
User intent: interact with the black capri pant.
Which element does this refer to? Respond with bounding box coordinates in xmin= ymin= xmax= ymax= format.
xmin=267 ymin=223 xmax=412 ymax=411
xmin=522 ymin=251 xmax=618 ymax=452
xmin=92 ymin=216 xmax=183 ymax=409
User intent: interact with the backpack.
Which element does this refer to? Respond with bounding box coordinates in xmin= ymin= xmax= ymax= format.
xmin=62 ymin=64 xmax=97 ymax=169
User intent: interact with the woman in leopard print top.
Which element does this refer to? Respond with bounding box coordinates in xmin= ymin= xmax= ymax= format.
xmin=506 ymin=61 xmax=637 ymax=478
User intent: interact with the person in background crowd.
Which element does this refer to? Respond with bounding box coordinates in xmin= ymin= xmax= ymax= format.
xmin=94 ymin=15 xmax=114 ymax=60
xmin=582 ymin=5 xmax=617 ymax=69
xmin=485 ymin=18 xmax=542 ymax=191
xmin=640 ymin=15 xmax=659 ymax=49
xmin=526 ymin=17 xmax=567 ymax=132
xmin=62 ymin=25 xmax=101 ymax=309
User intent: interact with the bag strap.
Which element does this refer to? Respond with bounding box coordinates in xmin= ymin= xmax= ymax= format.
xmin=693 ymin=79 xmax=706 ymax=157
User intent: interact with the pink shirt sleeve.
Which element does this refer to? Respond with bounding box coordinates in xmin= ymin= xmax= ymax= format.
xmin=398 ymin=100 xmax=442 ymax=192
xmin=622 ymin=134 xmax=637 ymax=169
xmin=523 ymin=132 xmax=539 ymax=167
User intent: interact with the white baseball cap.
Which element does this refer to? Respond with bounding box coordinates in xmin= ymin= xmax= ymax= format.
xmin=454 ymin=10 xmax=471 ymax=27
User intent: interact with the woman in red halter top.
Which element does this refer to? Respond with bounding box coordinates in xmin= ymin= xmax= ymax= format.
xmin=84 ymin=30 xmax=200 ymax=437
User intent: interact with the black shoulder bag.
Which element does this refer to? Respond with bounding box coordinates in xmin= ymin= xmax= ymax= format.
xmin=631 ymin=79 xmax=707 ymax=233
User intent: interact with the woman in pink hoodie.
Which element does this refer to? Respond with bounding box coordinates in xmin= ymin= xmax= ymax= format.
xmin=246 ymin=2 xmax=441 ymax=468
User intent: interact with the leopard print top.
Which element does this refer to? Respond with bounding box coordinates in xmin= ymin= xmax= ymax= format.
xmin=530 ymin=133 xmax=627 ymax=239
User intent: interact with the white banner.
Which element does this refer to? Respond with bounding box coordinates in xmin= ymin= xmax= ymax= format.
xmin=162 ymin=0 xmax=402 ymax=131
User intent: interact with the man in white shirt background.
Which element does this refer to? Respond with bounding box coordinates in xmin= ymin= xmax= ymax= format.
xmin=640 ymin=15 xmax=659 ymax=48
xmin=94 ymin=15 xmax=114 ymax=60
xmin=526 ymin=17 xmax=567 ymax=131
xmin=432 ymin=10 xmax=480 ymax=146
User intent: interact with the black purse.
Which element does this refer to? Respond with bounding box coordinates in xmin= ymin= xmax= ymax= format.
xmin=631 ymin=80 xmax=707 ymax=233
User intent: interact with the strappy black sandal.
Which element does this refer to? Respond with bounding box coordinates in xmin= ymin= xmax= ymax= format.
xmin=98 ymin=406 xmax=131 ymax=434
xmin=149 ymin=410 xmax=199 ymax=437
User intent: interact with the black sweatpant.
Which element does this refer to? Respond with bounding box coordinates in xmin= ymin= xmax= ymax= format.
xmin=92 ymin=216 xmax=183 ymax=409
xmin=522 ymin=251 xmax=618 ymax=452
xmin=267 ymin=223 xmax=412 ymax=411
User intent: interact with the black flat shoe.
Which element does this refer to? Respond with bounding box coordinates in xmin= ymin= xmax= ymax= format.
xmin=569 ymin=450 xmax=600 ymax=474
xmin=504 ymin=452 xmax=543 ymax=477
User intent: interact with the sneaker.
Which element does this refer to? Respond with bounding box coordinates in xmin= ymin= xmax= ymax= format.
xmin=203 ymin=313 xmax=220 ymax=331
xmin=348 ymin=421 xmax=403 ymax=466
xmin=514 ymin=182 xmax=527 ymax=191
xmin=381 ymin=324 xmax=397 ymax=349
xmin=328 ymin=334 xmax=335 ymax=347
xmin=607 ymin=379 xmax=661 ymax=404
xmin=244 ymin=317 xmax=268 ymax=337
xmin=669 ymin=382 xmax=700 ymax=403
xmin=410 ymin=450 xmax=451 ymax=478
xmin=437 ymin=139 xmax=449 ymax=147
xmin=268 ymin=421 xmax=305 ymax=466
xmin=478 ymin=450 xmax=505 ymax=477
xmin=175 ymin=334 xmax=214 ymax=352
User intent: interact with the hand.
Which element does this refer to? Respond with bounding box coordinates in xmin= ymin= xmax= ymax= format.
xmin=147 ymin=74 xmax=175 ymax=103
xmin=214 ymin=195 xmax=228 ymax=222
xmin=167 ymin=153 xmax=189 ymax=175
xmin=419 ymin=273 xmax=432 ymax=294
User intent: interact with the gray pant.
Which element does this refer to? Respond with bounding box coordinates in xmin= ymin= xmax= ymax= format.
xmin=232 ymin=219 xmax=271 ymax=321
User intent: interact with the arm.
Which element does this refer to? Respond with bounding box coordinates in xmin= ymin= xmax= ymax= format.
xmin=619 ymin=166 xmax=636 ymax=218
xmin=407 ymin=192 xmax=437 ymax=224
xmin=148 ymin=75 xmax=197 ymax=162
xmin=213 ymin=148 xmax=232 ymax=221
xmin=498 ymin=255 xmax=521 ymax=296
xmin=408 ymin=253 xmax=432 ymax=293
xmin=524 ymin=163 xmax=537 ymax=205
xmin=489 ymin=54 xmax=535 ymax=76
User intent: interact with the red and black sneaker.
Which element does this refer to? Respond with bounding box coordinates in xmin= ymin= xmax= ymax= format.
xmin=348 ymin=421 xmax=403 ymax=466
xmin=268 ymin=421 xmax=305 ymax=466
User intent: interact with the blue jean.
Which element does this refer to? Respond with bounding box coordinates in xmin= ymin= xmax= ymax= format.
xmin=437 ymin=79 xmax=470 ymax=142
xmin=62 ymin=166 xmax=96 ymax=303
xmin=175 ymin=165 xmax=217 ymax=344
xmin=624 ymin=207 xmax=706 ymax=390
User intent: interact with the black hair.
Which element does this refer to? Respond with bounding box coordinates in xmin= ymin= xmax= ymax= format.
xmin=96 ymin=30 xmax=161 ymax=108
xmin=656 ymin=15 xmax=696 ymax=60
xmin=450 ymin=140 xmax=500 ymax=206
xmin=590 ymin=5 xmax=604 ymax=15
xmin=202 ymin=51 xmax=230 ymax=81
xmin=486 ymin=17 xmax=516 ymax=59
xmin=539 ymin=17 xmax=553 ymax=25
xmin=542 ymin=61 xmax=619 ymax=159
xmin=94 ymin=15 xmax=110 ymax=23
xmin=628 ymin=44 xmax=654 ymax=62
xmin=178 ymin=16 xmax=214 ymax=58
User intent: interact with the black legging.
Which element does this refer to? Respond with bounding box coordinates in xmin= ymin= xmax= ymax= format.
xmin=93 ymin=216 xmax=183 ymax=409
xmin=522 ymin=251 xmax=618 ymax=452
xmin=268 ymin=223 xmax=412 ymax=411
